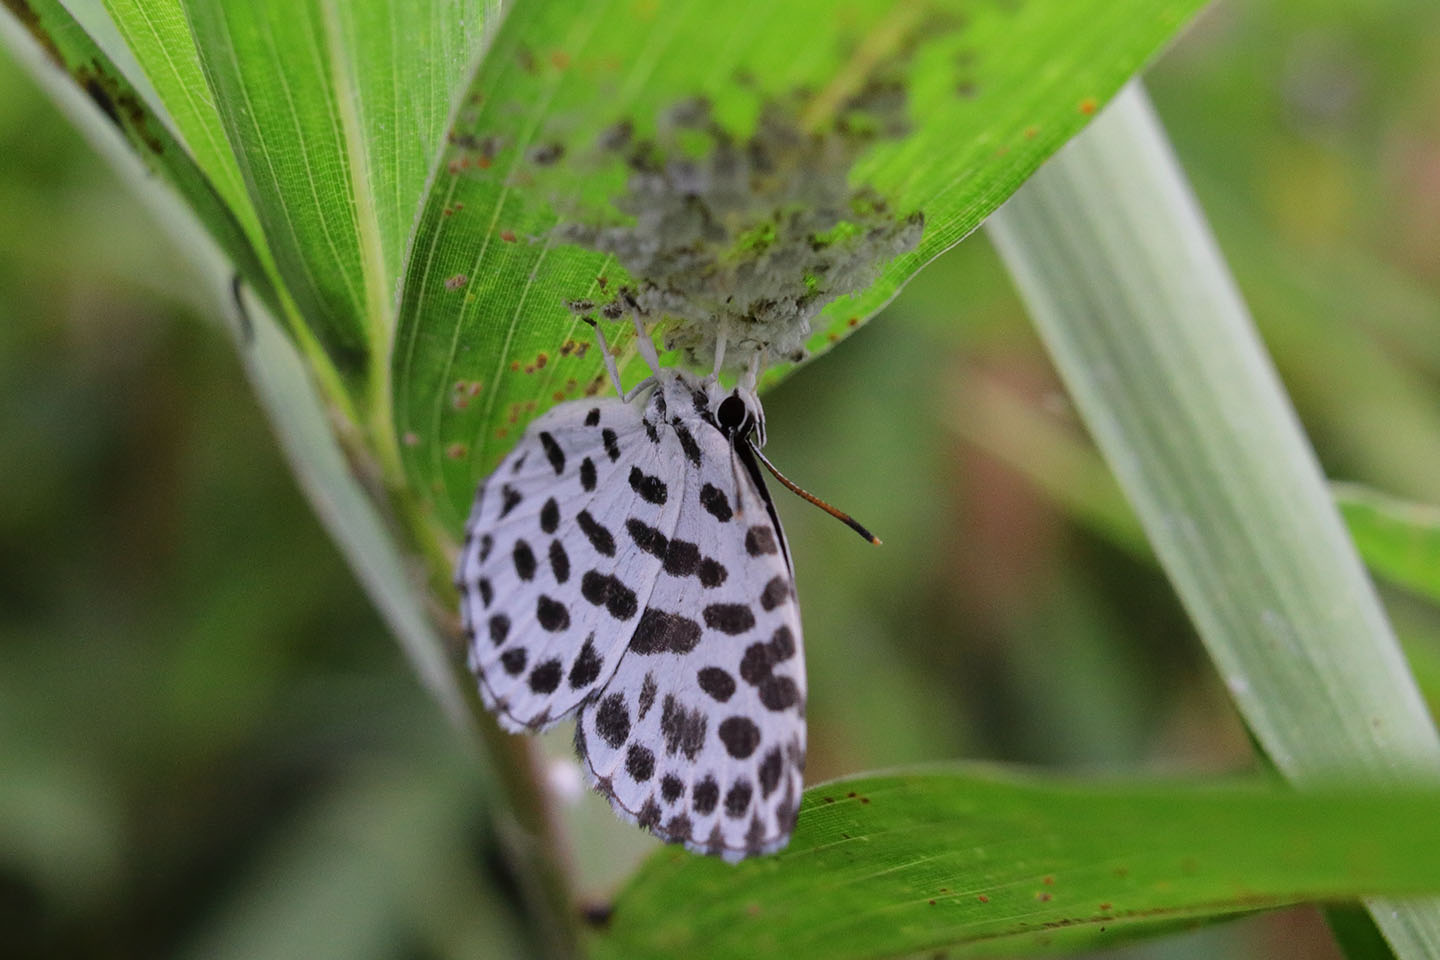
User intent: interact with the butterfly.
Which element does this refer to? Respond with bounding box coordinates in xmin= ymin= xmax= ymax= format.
xmin=453 ymin=323 xmax=874 ymax=860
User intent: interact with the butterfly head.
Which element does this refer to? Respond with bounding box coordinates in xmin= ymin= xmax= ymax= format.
xmin=711 ymin=381 xmax=766 ymax=449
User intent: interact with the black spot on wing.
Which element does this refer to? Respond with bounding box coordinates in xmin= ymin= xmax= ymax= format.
xmin=745 ymin=524 xmax=778 ymax=555
xmin=638 ymin=798 xmax=662 ymax=829
xmin=724 ymin=779 xmax=753 ymax=818
xmin=740 ymin=643 xmax=773 ymax=684
xmin=500 ymin=647 xmax=526 ymax=675
xmin=512 ymin=540 xmax=537 ymax=580
xmin=697 ymin=667 xmax=736 ymax=702
xmin=568 ymin=635 xmax=601 ymax=688
xmin=718 ymin=716 xmax=761 ymax=759
xmin=577 ymin=510 xmax=615 ymax=556
xmin=692 ymin=776 xmax=719 ymax=815
xmin=759 ymin=575 xmax=790 ymax=611
xmin=584 ymin=407 xmax=601 ymax=427
xmin=626 ymin=744 xmax=655 ymax=782
xmin=661 ymin=774 xmax=685 ymax=804
xmin=758 ymin=748 xmax=784 ymax=797
xmin=664 ymin=812 xmax=693 ymax=840
xmin=630 ymin=608 xmax=702 ymax=654
xmin=703 ymin=603 xmax=756 ymax=635
xmin=662 ymin=539 xmax=699 ymax=577
xmin=700 ymin=483 xmax=732 ymax=521
xmin=581 ymin=570 xmax=638 ymax=620
xmin=769 ymin=625 xmax=796 ymax=660
xmin=536 ymin=595 xmax=570 ymax=631
xmin=529 ymin=659 xmax=562 ymax=693
xmin=580 ymin=457 xmax=597 ymax=492
xmin=539 ymin=431 xmax=565 ymax=475
xmin=758 ymin=676 xmax=801 ymax=711
xmin=660 ymin=695 xmax=707 ymax=760
xmin=488 ymin=614 xmax=510 ymax=646
xmin=638 ymin=673 xmax=658 ymax=720
xmin=478 ymin=578 xmax=493 ymax=606
xmin=500 ymin=484 xmax=523 ymax=517
xmin=673 ymin=423 xmax=702 ymax=466
xmin=540 ymin=497 xmax=560 ymax=533
xmin=626 ymin=518 xmax=667 ymax=557
xmin=698 ymin=559 xmax=727 ymax=587
xmin=595 ymin=693 xmax=629 ymax=748
xmin=628 ymin=466 xmax=667 ymax=504
xmin=549 ymin=540 xmax=570 ymax=582
xmin=642 ymin=417 xmax=660 ymax=443
xmin=602 ymin=428 xmax=621 ymax=462
xmin=479 ymin=534 xmax=493 ymax=561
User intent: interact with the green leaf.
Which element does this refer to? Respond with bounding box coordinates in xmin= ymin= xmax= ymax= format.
xmin=987 ymin=84 xmax=1440 ymax=956
xmin=1336 ymin=484 xmax=1440 ymax=608
xmin=391 ymin=0 xmax=1208 ymax=529
xmin=597 ymin=769 xmax=1440 ymax=960
xmin=182 ymin=0 xmax=490 ymax=398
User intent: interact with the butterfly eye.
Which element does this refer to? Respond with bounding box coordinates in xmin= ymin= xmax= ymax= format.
xmin=716 ymin=393 xmax=749 ymax=432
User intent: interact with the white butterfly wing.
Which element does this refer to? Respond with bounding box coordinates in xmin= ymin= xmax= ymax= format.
xmin=575 ymin=408 xmax=806 ymax=861
xmin=457 ymin=395 xmax=689 ymax=731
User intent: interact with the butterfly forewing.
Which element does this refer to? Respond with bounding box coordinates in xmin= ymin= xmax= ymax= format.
xmin=458 ymin=396 xmax=684 ymax=731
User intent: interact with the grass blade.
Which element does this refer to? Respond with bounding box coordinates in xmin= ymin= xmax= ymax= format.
xmin=987 ymin=81 xmax=1440 ymax=957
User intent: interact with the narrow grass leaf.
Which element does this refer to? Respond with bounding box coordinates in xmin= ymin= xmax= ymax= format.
xmin=182 ymin=0 xmax=490 ymax=395
xmin=987 ymin=83 xmax=1440 ymax=957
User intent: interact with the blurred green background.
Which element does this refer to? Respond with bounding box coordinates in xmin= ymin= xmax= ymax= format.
xmin=4 ymin=1 xmax=1440 ymax=957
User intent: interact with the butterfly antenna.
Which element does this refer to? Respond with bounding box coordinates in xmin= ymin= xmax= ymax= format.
xmin=747 ymin=443 xmax=881 ymax=545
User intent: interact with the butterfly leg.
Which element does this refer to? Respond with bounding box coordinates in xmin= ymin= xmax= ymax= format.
xmin=706 ymin=322 xmax=728 ymax=384
xmin=582 ymin=317 xmax=652 ymax=401
xmin=630 ymin=312 xmax=666 ymax=378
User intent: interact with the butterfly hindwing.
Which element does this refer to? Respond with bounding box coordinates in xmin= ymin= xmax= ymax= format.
xmin=574 ymin=382 xmax=806 ymax=860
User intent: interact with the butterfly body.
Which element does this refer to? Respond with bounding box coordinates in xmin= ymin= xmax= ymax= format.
xmin=455 ymin=367 xmax=805 ymax=860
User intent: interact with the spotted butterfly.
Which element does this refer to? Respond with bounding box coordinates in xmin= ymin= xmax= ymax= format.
xmin=454 ymin=329 xmax=872 ymax=860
